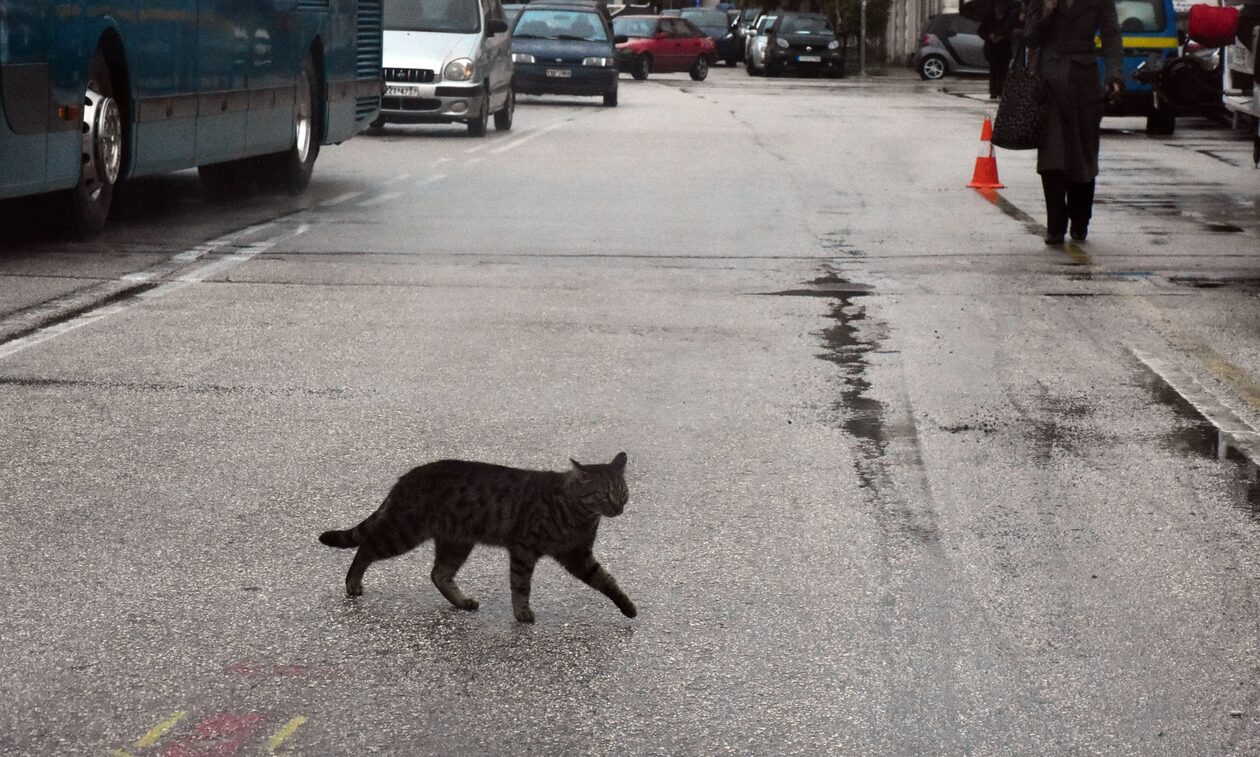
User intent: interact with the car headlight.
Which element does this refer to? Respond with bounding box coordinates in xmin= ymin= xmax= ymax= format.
xmin=512 ymin=53 xmax=536 ymax=64
xmin=828 ymin=40 xmax=840 ymax=50
xmin=582 ymin=56 xmax=613 ymax=67
xmin=443 ymin=58 xmax=475 ymax=81
xmin=775 ymin=38 xmax=789 ymax=48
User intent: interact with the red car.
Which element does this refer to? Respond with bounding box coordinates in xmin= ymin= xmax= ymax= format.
xmin=612 ymin=15 xmax=716 ymax=81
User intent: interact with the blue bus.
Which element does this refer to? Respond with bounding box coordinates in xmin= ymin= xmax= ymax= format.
xmin=0 ymin=0 xmax=383 ymax=236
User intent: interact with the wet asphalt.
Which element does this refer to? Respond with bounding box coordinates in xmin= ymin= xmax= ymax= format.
xmin=1 ymin=68 xmax=1260 ymax=755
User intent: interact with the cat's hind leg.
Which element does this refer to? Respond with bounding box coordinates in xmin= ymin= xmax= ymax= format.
xmin=431 ymin=539 xmax=479 ymax=611
xmin=344 ymin=526 xmax=428 ymax=597
xmin=556 ymin=549 xmax=637 ymax=618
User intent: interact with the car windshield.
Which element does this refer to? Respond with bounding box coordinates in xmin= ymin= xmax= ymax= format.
xmin=754 ymin=14 xmax=777 ymax=32
xmin=384 ymin=0 xmax=481 ymax=33
xmin=1115 ymin=0 xmax=1166 ymax=32
xmin=612 ymin=17 xmax=657 ymax=38
xmin=779 ymin=15 xmax=832 ymax=34
xmin=514 ymin=9 xmax=608 ymax=41
xmin=680 ymin=10 xmax=728 ymax=28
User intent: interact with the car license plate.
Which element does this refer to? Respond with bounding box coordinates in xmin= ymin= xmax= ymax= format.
xmin=546 ymin=68 xmax=572 ymax=78
xmin=797 ymin=55 xmax=822 ymax=63
xmin=385 ymin=85 xmax=421 ymax=96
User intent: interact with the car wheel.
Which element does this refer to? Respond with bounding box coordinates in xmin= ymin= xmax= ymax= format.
xmin=919 ymin=54 xmax=947 ymax=81
xmin=726 ymin=57 xmax=738 ymax=67
xmin=467 ymin=91 xmax=488 ymax=136
xmin=745 ymin=59 xmax=760 ymax=77
xmin=603 ymin=87 xmax=618 ymax=107
xmin=1145 ymin=105 xmax=1176 ymax=136
xmin=689 ymin=55 xmax=709 ymax=81
xmin=494 ymin=87 xmax=514 ymax=131
xmin=64 ymin=47 xmax=125 ymax=238
xmin=632 ymin=54 xmax=651 ymax=81
xmin=270 ymin=54 xmax=322 ymax=194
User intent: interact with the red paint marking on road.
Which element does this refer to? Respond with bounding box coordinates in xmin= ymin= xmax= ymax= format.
xmin=159 ymin=713 xmax=265 ymax=757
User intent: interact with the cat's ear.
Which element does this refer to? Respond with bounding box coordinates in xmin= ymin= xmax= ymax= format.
xmin=570 ymin=458 xmax=590 ymax=474
xmin=612 ymin=452 xmax=627 ymax=470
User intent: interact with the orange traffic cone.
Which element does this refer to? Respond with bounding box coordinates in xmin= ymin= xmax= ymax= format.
xmin=967 ymin=116 xmax=1004 ymax=189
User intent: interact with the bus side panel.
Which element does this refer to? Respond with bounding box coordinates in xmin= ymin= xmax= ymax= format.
xmin=128 ymin=0 xmax=199 ymax=177
xmin=244 ymin=0 xmax=296 ymax=156
xmin=194 ymin=0 xmax=249 ymax=165
xmin=323 ymin=0 xmax=357 ymax=144
xmin=0 ymin=1 xmax=51 ymax=198
xmin=43 ymin=2 xmax=91 ymax=191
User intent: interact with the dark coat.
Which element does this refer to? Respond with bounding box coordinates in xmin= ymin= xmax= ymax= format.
xmin=1024 ymin=0 xmax=1122 ymax=181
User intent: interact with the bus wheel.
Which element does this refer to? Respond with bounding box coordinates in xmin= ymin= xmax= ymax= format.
xmin=66 ymin=48 xmax=124 ymax=238
xmin=274 ymin=54 xmax=322 ymax=194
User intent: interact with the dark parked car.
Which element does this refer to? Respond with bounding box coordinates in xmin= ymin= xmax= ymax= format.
xmin=511 ymin=2 xmax=620 ymax=106
xmin=914 ymin=13 xmax=987 ymax=80
xmin=762 ymin=12 xmax=842 ymax=77
xmin=680 ymin=8 xmax=741 ymax=66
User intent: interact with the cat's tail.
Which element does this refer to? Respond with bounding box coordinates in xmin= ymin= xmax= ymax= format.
xmin=318 ymin=528 xmax=360 ymax=548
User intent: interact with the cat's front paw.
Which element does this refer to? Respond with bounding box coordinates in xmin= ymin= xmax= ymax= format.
xmin=346 ymin=583 xmax=363 ymax=597
xmin=514 ymin=607 xmax=535 ymax=623
xmin=618 ymin=599 xmax=637 ymax=618
xmin=458 ymin=598 xmax=480 ymax=611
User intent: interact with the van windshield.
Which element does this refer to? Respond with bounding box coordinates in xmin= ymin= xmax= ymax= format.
xmin=384 ymin=0 xmax=482 ymax=34
xmin=514 ymin=9 xmax=608 ymax=41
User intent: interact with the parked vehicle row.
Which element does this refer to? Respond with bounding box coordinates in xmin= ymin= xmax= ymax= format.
xmin=745 ymin=12 xmax=843 ymax=78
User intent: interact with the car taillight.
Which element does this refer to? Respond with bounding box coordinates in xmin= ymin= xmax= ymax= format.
xmin=921 ymin=34 xmax=930 ymax=46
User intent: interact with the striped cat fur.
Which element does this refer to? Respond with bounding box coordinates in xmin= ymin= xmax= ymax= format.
xmin=319 ymin=452 xmax=636 ymax=623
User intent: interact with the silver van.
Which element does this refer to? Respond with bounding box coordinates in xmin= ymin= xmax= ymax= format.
xmin=377 ymin=0 xmax=515 ymax=136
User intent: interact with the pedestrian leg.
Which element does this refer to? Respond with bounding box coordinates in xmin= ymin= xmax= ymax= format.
xmin=1040 ymin=170 xmax=1068 ymax=244
xmin=1067 ymin=179 xmax=1095 ymax=241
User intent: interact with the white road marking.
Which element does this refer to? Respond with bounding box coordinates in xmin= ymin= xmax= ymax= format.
xmin=386 ymin=173 xmax=413 ymax=184
xmin=357 ymin=191 xmax=403 ymax=207
xmin=319 ymin=191 xmax=365 ymax=207
xmin=419 ymin=174 xmax=447 ymax=186
xmin=490 ymin=119 xmax=568 ymax=154
xmin=0 ymin=227 xmax=288 ymax=360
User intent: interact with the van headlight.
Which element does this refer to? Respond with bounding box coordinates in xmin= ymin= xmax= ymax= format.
xmin=512 ymin=53 xmax=536 ymax=63
xmin=582 ymin=56 xmax=613 ymax=67
xmin=443 ymin=58 xmax=475 ymax=81
xmin=828 ymin=40 xmax=840 ymax=49
xmin=775 ymin=37 xmax=789 ymax=48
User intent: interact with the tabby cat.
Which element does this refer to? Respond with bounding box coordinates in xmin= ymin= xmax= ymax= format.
xmin=318 ymin=452 xmax=636 ymax=623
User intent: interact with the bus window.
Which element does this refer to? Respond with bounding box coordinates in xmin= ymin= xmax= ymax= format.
xmin=1115 ymin=0 xmax=1167 ymax=33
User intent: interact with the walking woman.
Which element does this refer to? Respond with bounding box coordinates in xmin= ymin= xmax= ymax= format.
xmin=1023 ymin=0 xmax=1123 ymax=244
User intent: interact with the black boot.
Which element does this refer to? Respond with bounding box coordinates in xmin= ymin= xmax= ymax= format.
xmin=1041 ymin=171 xmax=1067 ymax=245
xmin=1068 ymin=179 xmax=1095 ymax=241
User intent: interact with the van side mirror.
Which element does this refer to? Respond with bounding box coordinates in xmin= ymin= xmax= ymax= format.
xmin=489 ymin=18 xmax=509 ymax=35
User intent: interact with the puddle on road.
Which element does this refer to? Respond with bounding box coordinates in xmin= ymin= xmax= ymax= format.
xmin=1147 ymin=376 xmax=1260 ymax=519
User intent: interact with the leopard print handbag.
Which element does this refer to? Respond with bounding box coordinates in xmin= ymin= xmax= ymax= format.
xmin=991 ymin=47 xmax=1049 ymax=151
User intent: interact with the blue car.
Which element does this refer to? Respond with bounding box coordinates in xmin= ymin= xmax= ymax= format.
xmin=680 ymin=8 xmax=742 ymax=66
xmin=510 ymin=2 xmax=619 ymax=106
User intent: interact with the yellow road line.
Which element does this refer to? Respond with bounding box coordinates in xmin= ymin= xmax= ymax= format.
xmin=135 ymin=711 xmax=186 ymax=748
xmin=264 ymin=716 xmax=308 ymax=753
xmin=980 ymin=188 xmax=1260 ymax=415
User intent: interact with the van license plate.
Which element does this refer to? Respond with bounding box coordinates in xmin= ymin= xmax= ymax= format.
xmin=546 ymin=68 xmax=572 ymax=78
xmin=385 ymin=85 xmax=421 ymax=96
xmin=797 ymin=55 xmax=821 ymax=62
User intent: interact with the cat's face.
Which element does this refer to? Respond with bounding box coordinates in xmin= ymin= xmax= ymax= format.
xmin=569 ymin=452 xmax=629 ymax=517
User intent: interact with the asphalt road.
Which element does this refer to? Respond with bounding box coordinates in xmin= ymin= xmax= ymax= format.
xmin=2 ymin=67 xmax=1259 ymax=755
